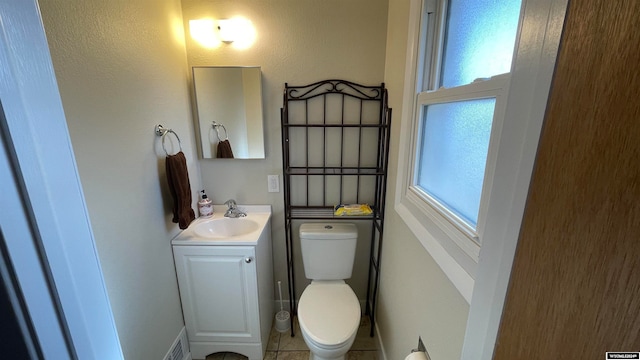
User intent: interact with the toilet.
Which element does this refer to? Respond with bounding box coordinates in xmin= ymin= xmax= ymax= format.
xmin=297 ymin=223 xmax=361 ymax=360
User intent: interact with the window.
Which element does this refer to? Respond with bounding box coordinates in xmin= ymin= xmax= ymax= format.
xmin=416 ymin=97 xmax=495 ymax=230
xmin=398 ymin=0 xmax=523 ymax=274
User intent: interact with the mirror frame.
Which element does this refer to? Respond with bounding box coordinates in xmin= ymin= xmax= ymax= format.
xmin=191 ymin=66 xmax=266 ymax=159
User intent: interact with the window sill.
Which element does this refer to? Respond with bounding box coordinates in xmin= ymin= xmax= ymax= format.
xmin=406 ymin=187 xmax=481 ymax=258
xmin=395 ymin=199 xmax=475 ymax=303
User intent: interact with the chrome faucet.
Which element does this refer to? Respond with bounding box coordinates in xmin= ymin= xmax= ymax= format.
xmin=224 ymin=199 xmax=246 ymax=218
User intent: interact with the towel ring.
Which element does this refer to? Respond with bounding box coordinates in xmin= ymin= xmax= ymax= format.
xmin=155 ymin=124 xmax=182 ymax=156
xmin=212 ymin=121 xmax=229 ymax=141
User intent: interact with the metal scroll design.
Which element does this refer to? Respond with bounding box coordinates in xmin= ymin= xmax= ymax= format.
xmin=284 ymin=79 xmax=383 ymax=101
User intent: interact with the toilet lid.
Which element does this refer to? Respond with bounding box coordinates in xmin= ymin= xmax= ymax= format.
xmin=298 ymin=282 xmax=360 ymax=346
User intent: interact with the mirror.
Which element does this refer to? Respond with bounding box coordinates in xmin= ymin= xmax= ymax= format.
xmin=192 ymin=66 xmax=265 ymax=159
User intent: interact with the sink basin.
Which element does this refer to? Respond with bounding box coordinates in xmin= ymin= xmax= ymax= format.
xmin=171 ymin=205 xmax=271 ymax=245
xmin=193 ymin=218 xmax=260 ymax=238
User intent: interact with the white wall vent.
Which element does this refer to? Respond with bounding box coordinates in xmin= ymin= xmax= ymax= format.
xmin=170 ymin=340 xmax=183 ymax=360
xmin=164 ymin=327 xmax=190 ymax=360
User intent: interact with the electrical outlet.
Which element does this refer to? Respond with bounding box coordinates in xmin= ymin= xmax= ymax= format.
xmin=268 ymin=175 xmax=280 ymax=193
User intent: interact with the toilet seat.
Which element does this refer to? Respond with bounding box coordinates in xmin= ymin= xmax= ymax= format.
xmin=298 ymin=281 xmax=360 ymax=346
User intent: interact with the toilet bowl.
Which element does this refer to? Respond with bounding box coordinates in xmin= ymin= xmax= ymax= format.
xmin=298 ymin=281 xmax=361 ymax=360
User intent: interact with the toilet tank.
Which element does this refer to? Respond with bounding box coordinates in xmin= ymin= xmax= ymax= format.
xmin=299 ymin=223 xmax=357 ymax=280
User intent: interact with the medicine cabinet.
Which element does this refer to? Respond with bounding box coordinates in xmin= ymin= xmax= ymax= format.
xmin=192 ymin=66 xmax=266 ymax=159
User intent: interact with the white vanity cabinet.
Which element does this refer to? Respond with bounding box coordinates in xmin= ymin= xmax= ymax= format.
xmin=172 ymin=210 xmax=273 ymax=360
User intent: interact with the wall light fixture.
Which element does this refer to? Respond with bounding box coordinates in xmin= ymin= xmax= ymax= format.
xmin=216 ymin=19 xmax=236 ymax=43
xmin=189 ymin=17 xmax=256 ymax=50
xmin=189 ymin=19 xmax=217 ymax=48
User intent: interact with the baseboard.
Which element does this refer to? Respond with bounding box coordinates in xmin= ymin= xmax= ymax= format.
xmin=375 ymin=321 xmax=388 ymax=360
xmin=163 ymin=326 xmax=191 ymax=360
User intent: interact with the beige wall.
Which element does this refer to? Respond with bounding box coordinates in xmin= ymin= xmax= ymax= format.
xmin=182 ymin=0 xmax=389 ymax=301
xmin=39 ymin=1 xmax=200 ymax=359
xmin=39 ymin=0 xmax=470 ymax=358
xmin=378 ymin=0 xmax=470 ymax=359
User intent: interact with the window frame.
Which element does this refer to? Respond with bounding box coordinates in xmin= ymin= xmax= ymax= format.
xmin=392 ymin=0 xmax=567 ymax=355
xmin=410 ymin=0 xmax=515 ymax=258
xmin=394 ymin=0 xmax=521 ymax=300
xmin=410 ymin=74 xmax=510 ymax=247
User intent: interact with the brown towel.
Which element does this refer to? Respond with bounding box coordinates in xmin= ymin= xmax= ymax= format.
xmin=216 ymin=140 xmax=234 ymax=158
xmin=165 ymin=151 xmax=195 ymax=229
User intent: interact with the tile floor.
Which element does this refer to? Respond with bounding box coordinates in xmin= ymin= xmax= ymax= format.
xmin=205 ymin=316 xmax=378 ymax=360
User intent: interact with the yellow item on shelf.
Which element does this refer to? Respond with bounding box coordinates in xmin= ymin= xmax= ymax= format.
xmin=334 ymin=204 xmax=373 ymax=216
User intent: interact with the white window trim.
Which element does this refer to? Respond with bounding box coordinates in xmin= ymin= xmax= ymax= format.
xmin=409 ymin=74 xmax=511 ymax=251
xmin=394 ymin=0 xmax=567 ymax=314
xmin=395 ymin=0 xmax=469 ymax=300
xmin=396 ymin=0 xmax=518 ymax=301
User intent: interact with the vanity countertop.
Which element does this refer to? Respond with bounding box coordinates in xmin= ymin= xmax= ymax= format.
xmin=171 ymin=205 xmax=271 ymax=246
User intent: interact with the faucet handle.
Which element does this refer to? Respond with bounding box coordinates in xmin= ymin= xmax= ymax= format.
xmin=224 ymin=199 xmax=237 ymax=208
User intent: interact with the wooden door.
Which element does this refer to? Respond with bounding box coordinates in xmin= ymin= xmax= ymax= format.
xmin=494 ymin=0 xmax=640 ymax=358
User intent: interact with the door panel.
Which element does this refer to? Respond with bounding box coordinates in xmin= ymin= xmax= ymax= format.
xmin=494 ymin=0 xmax=640 ymax=357
xmin=173 ymin=246 xmax=259 ymax=343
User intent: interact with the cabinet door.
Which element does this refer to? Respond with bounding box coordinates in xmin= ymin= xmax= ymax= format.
xmin=173 ymin=245 xmax=259 ymax=343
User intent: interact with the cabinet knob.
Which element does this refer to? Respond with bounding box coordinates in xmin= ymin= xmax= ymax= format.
xmin=244 ymin=257 xmax=253 ymax=264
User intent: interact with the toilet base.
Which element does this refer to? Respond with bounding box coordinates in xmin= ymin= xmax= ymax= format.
xmin=308 ymin=354 xmax=345 ymax=360
xmin=301 ymin=329 xmax=354 ymax=360
xmin=301 ymin=328 xmax=353 ymax=360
